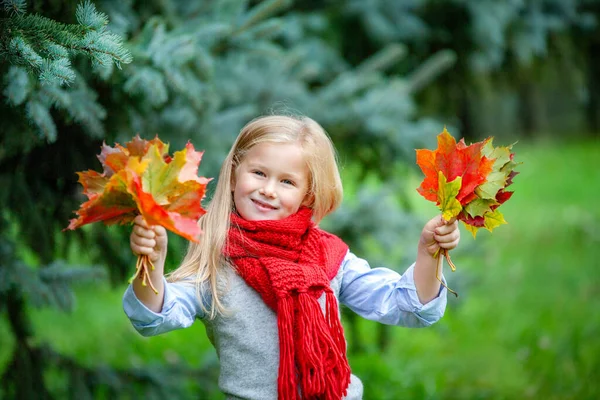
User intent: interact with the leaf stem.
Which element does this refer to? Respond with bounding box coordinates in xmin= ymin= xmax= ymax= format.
xmin=436 ymin=250 xmax=458 ymax=297
xmin=128 ymin=254 xmax=159 ymax=294
xmin=442 ymin=248 xmax=457 ymax=272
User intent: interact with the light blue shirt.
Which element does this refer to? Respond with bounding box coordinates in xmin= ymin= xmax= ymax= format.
xmin=123 ymin=251 xmax=447 ymax=335
xmin=123 ymin=251 xmax=447 ymax=399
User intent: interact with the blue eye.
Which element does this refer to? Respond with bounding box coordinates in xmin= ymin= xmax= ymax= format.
xmin=253 ymin=170 xmax=265 ymax=177
xmin=282 ymin=179 xmax=295 ymax=186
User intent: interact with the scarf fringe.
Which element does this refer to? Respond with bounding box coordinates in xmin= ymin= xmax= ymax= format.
xmin=296 ymin=293 xmax=326 ymax=396
xmin=326 ymin=291 xmax=351 ymax=397
xmin=277 ymin=295 xmax=297 ymax=400
xmin=277 ymin=291 xmax=351 ymax=400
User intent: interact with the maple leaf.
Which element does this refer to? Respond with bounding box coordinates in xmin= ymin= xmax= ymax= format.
xmin=66 ymin=136 xmax=209 ymax=239
xmin=416 ymin=129 xmax=519 ymax=237
xmin=458 ymin=143 xmax=519 ymax=238
xmin=65 ymin=135 xmax=211 ymax=292
xmin=474 ymin=139 xmax=515 ymax=200
xmin=437 ymin=172 xmax=462 ymax=221
xmin=415 ymin=127 xmax=520 ymax=296
xmin=416 ymin=127 xmax=494 ymax=208
xmin=65 ymin=169 xmax=138 ymax=229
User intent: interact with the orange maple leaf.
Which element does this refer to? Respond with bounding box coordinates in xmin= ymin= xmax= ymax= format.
xmin=66 ymin=136 xmax=209 ymax=241
xmin=416 ymin=127 xmax=494 ymax=207
xmin=65 ymin=135 xmax=211 ymax=293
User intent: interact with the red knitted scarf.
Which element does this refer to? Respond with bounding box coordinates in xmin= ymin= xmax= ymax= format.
xmin=224 ymin=208 xmax=351 ymax=400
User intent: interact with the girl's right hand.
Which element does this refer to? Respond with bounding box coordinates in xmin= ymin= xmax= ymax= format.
xmin=130 ymin=215 xmax=168 ymax=310
xmin=130 ymin=215 xmax=168 ymax=269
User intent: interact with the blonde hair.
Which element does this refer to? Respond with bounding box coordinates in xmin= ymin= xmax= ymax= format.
xmin=167 ymin=115 xmax=343 ymax=318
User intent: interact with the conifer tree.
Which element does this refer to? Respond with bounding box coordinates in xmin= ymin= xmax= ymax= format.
xmin=0 ymin=1 xmax=215 ymax=398
xmin=1 ymin=0 xmax=455 ymax=397
xmin=342 ymin=0 xmax=598 ymax=136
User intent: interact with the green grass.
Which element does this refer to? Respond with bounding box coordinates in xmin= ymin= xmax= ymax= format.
xmin=1 ymin=137 xmax=598 ymax=399
xmin=28 ymin=282 xmax=216 ymax=370
xmin=349 ymin=137 xmax=600 ymax=399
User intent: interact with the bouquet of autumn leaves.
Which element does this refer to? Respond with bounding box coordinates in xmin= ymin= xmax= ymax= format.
xmin=416 ymin=128 xmax=519 ymax=296
xmin=65 ymin=136 xmax=210 ymax=293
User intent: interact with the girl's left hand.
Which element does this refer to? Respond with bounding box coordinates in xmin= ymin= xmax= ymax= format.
xmin=419 ymin=215 xmax=460 ymax=257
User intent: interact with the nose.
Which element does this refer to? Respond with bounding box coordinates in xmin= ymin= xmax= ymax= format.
xmin=259 ymin=180 xmax=277 ymax=198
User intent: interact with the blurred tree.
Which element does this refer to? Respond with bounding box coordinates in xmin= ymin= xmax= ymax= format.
xmin=1 ymin=0 xmax=454 ymax=397
xmin=572 ymin=0 xmax=600 ymax=134
xmin=342 ymin=0 xmax=598 ymax=137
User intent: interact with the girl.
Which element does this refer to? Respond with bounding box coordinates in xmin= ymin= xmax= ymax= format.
xmin=124 ymin=115 xmax=460 ymax=400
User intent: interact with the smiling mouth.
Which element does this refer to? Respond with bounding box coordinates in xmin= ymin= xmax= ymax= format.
xmin=252 ymin=199 xmax=278 ymax=210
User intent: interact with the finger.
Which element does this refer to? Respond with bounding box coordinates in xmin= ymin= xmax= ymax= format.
xmin=152 ymin=225 xmax=167 ymax=237
xmin=444 ymin=217 xmax=457 ymax=225
xmin=133 ymin=224 xmax=156 ymax=239
xmin=131 ymin=239 xmax=156 ymax=255
xmin=437 ymin=237 xmax=459 ymax=249
xmin=437 ymin=217 xmax=458 ymax=232
xmin=438 ymin=239 xmax=459 ymax=250
xmin=435 ymin=225 xmax=454 ymax=237
xmin=133 ymin=236 xmax=157 ymax=248
xmin=424 ymin=215 xmax=444 ymax=233
xmin=435 ymin=226 xmax=460 ymax=240
xmin=132 ymin=246 xmax=153 ymax=256
xmin=434 ymin=228 xmax=460 ymax=242
xmin=133 ymin=214 xmax=148 ymax=227
xmin=436 ymin=215 xmax=448 ymax=227
xmin=130 ymin=238 xmax=145 ymax=255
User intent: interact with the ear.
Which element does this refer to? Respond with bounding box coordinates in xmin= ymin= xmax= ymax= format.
xmin=302 ymin=192 xmax=314 ymax=207
xmin=230 ymin=163 xmax=237 ymax=191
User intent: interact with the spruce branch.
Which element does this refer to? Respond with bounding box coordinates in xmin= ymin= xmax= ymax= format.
xmin=40 ymin=84 xmax=71 ymax=109
xmin=40 ymin=261 xmax=107 ymax=284
xmin=236 ymin=18 xmax=283 ymax=41
xmin=25 ymin=99 xmax=56 ymax=141
xmin=75 ymin=0 xmax=108 ymax=30
xmin=1 ymin=1 xmax=128 ymax=142
xmin=356 ymin=43 xmax=407 ymax=74
xmin=0 ymin=249 xmax=106 ymax=312
xmin=404 ymin=49 xmax=457 ymax=94
xmin=123 ymin=66 xmax=168 ymax=107
xmin=7 ymin=36 xmax=43 ymax=68
xmin=235 ymin=0 xmax=292 ymax=34
xmin=1 ymin=0 xmax=25 ymax=16
xmin=78 ymin=30 xmax=133 ymax=68
xmin=1 ymin=1 xmax=132 ymax=85
xmin=39 ymin=58 xmax=76 ymax=86
xmin=3 ymin=65 xmax=30 ymax=105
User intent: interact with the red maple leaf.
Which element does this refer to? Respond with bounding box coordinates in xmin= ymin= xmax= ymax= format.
xmin=65 ymin=135 xmax=211 ymax=292
xmin=416 ymin=128 xmax=494 ymax=207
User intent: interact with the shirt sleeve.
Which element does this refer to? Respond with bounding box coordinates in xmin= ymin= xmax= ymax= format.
xmin=122 ymin=277 xmax=208 ymax=337
xmin=338 ymin=251 xmax=447 ymax=327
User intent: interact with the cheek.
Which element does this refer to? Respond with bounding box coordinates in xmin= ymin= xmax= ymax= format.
xmin=235 ymin=177 xmax=254 ymax=194
xmin=232 ymin=172 xmax=249 ymax=190
xmin=287 ymin=191 xmax=308 ymax=209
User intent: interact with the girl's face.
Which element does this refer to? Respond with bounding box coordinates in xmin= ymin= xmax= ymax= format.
xmin=232 ymin=142 xmax=310 ymax=221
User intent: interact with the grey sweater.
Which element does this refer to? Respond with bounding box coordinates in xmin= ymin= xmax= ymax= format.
xmin=123 ymin=251 xmax=447 ymax=399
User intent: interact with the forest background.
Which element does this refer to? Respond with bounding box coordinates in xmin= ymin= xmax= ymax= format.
xmin=1 ymin=0 xmax=598 ymax=399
